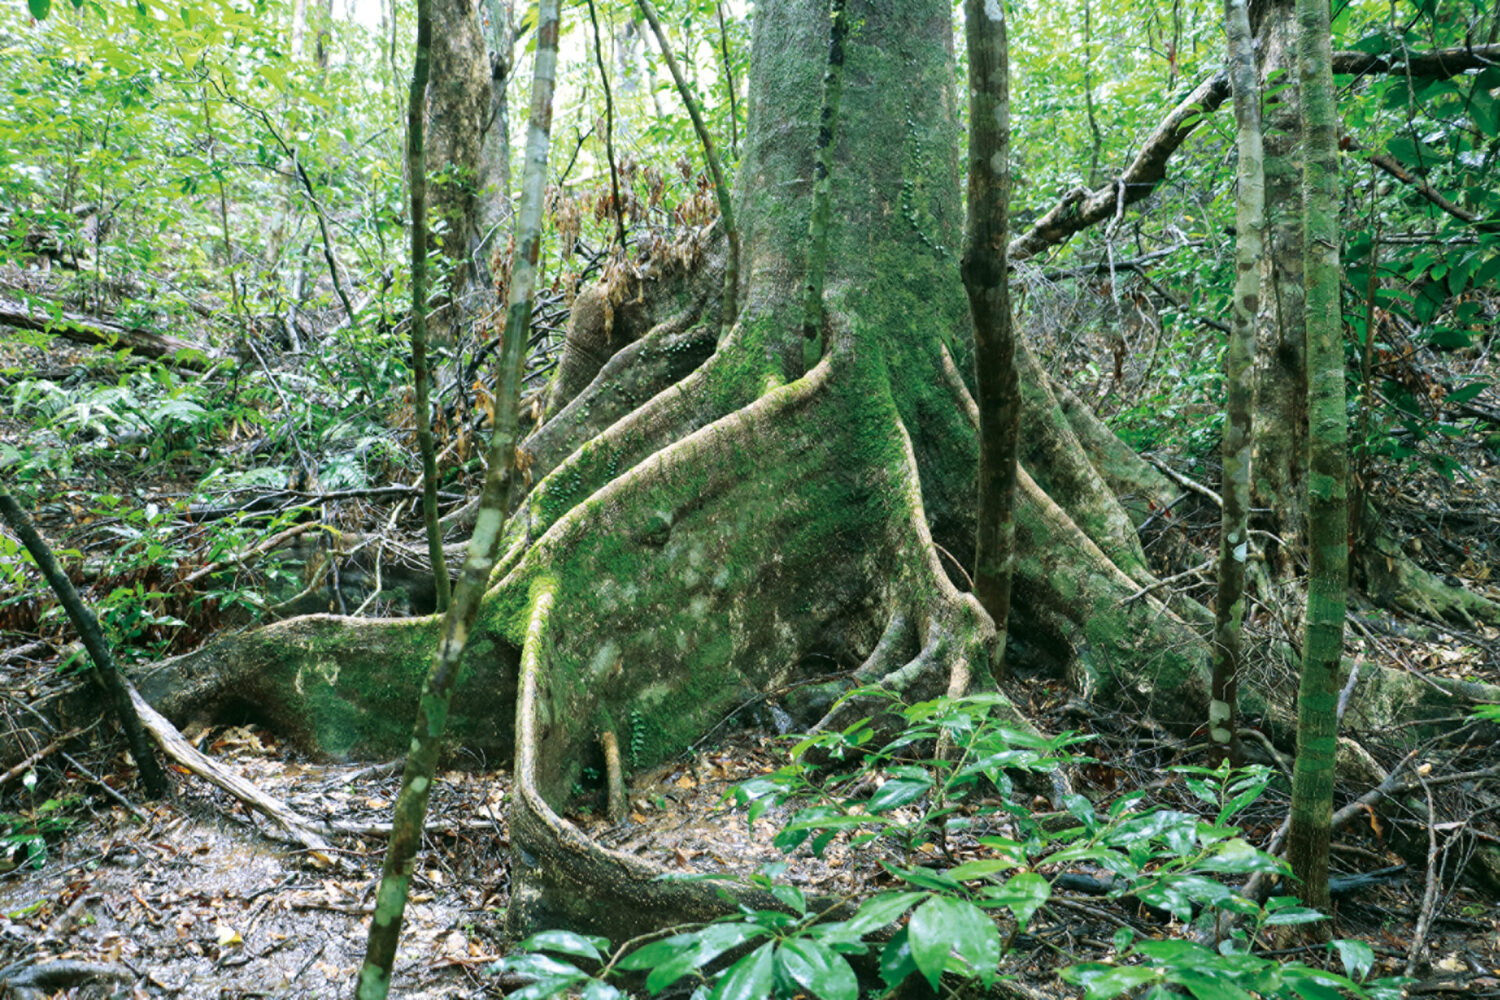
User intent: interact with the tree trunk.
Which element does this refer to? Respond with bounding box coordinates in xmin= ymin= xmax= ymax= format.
xmin=1249 ymin=0 xmax=1308 ymax=578
xmin=476 ymin=0 xmax=513 ymax=255
xmin=426 ymin=0 xmax=495 ymax=343
xmin=1211 ymin=0 xmax=1266 ymax=765
xmin=1286 ymin=0 xmax=1347 ymax=913
xmin=962 ymin=0 xmax=1020 ymax=659
xmin=128 ymin=0 xmax=1500 ymax=947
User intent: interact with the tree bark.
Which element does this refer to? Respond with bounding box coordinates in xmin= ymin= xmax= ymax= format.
xmin=425 ymin=0 xmax=495 ymax=343
xmin=1286 ymin=0 xmax=1347 ymax=914
xmin=637 ymin=0 xmax=739 ymax=334
xmin=962 ymin=0 xmax=1020 ymax=665
xmin=1210 ymin=0 xmax=1265 ymax=766
xmin=407 ymin=0 xmax=452 ymax=611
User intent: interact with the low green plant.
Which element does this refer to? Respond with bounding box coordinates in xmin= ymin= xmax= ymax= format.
xmin=488 ymin=693 xmax=1405 ymax=1000
xmin=1 ymin=782 xmax=81 ymax=871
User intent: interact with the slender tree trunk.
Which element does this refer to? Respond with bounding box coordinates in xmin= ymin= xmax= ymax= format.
xmin=587 ymin=0 xmax=627 ymax=248
xmin=476 ymin=0 xmax=512 ymax=254
xmin=408 ymin=0 xmax=451 ymax=612
xmin=637 ymin=0 xmax=739 ymax=334
xmin=714 ymin=0 xmax=740 ymax=159
xmin=962 ymin=0 xmax=1019 ymax=666
xmin=1286 ymin=0 xmax=1346 ymax=914
xmin=1250 ymin=0 xmax=1308 ymax=576
xmin=1082 ymin=0 xmax=1102 ymax=188
xmin=426 ymin=0 xmax=495 ymax=344
xmin=0 ymin=491 xmax=167 ymax=799
xmin=1210 ymin=0 xmax=1265 ymax=766
xmin=354 ymin=0 xmax=561 ymax=993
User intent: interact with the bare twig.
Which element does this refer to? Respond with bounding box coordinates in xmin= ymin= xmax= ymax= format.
xmin=0 ymin=726 xmax=88 ymax=788
xmin=126 ymin=684 xmax=334 ymax=855
xmin=1405 ymin=776 xmax=1441 ymax=977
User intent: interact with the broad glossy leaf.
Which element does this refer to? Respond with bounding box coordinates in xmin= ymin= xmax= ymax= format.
xmin=1167 ymin=969 xmax=1257 ymax=1000
xmin=776 ymin=938 xmax=857 ymax=1000
xmin=28 ymin=0 xmax=51 ymax=18
xmin=907 ymin=895 xmax=999 ymax=989
xmin=1331 ymin=939 xmax=1375 ymax=980
xmin=834 ymin=891 xmax=925 ymax=938
xmin=983 ymin=871 xmax=1049 ymax=928
xmin=518 ymin=929 xmax=607 ymax=963
xmin=867 ymin=776 xmax=931 ymax=813
xmin=1061 ymin=962 xmax=1162 ymax=1000
xmin=880 ymin=927 xmax=918 ymax=988
xmin=710 ymin=941 xmax=775 ymax=1000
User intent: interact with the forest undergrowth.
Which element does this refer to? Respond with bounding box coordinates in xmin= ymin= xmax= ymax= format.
xmin=2 ymin=257 xmax=1499 ymax=997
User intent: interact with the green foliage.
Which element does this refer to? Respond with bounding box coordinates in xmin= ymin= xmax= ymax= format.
xmin=1 ymin=790 xmax=81 ymax=873
xmin=489 ymin=696 xmax=1401 ymax=1000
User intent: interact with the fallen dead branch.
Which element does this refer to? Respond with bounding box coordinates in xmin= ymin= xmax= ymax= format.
xmin=0 ymin=296 xmax=215 ymax=369
xmin=126 ymin=683 xmax=335 ymax=857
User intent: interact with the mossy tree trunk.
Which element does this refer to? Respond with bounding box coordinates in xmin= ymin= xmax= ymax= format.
xmin=1286 ymin=0 xmax=1346 ymax=914
xmin=131 ymin=0 xmax=1500 ymax=953
xmin=1211 ymin=0 xmax=1265 ymax=766
xmin=406 ymin=0 xmax=451 ymax=612
xmin=1249 ymin=0 xmax=1309 ymax=579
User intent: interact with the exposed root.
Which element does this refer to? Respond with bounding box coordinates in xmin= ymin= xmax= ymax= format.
xmin=128 ymin=612 xmax=515 ymax=761
xmin=523 ymin=318 xmax=716 ymax=489
xmin=941 ymin=342 xmax=1152 ymax=585
xmin=506 ymin=581 xmax=804 ymax=940
xmin=1053 ymin=381 xmax=1177 ymax=524
xmin=1357 ymin=523 xmax=1500 ymax=629
xmin=811 ymin=416 xmax=1027 ymax=736
xmin=500 ymin=317 xmax=774 ymax=579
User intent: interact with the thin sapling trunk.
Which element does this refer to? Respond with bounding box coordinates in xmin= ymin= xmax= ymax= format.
xmin=1210 ymin=0 xmax=1265 ymax=766
xmin=0 ymin=490 xmax=167 ymax=798
xmin=961 ymin=0 xmax=1020 ymax=667
xmin=406 ymin=0 xmax=452 ymax=612
xmin=1286 ymin=0 xmax=1347 ymax=913
xmin=354 ymin=0 xmax=562 ymax=993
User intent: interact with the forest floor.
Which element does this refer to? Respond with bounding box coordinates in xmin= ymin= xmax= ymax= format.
xmin=4 ymin=326 xmax=1500 ymax=998
xmin=4 ymin=714 xmax=1500 ymax=998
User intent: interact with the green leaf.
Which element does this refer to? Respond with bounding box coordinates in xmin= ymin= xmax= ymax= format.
xmin=1331 ymin=939 xmax=1375 ymax=980
xmin=620 ymin=923 xmax=765 ymax=993
xmin=947 ymin=859 xmax=1018 ymax=881
xmin=1167 ymin=969 xmax=1258 ymax=1000
xmin=709 ymin=941 xmax=775 ymax=1000
xmin=868 ymin=775 xmax=931 ymax=813
xmin=28 ymin=0 xmax=51 ymax=18
xmin=1446 ymin=382 xmax=1490 ymax=405
xmin=908 ymin=896 xmax=999 ymax=989
xmin=1061 ymin=963 xmax=1162 ymax=1000
xmin=1198 ymin=838 xmax=1280 ymax=875
xmin=879 ymin=927 xmax=918 ymax=988
xmin=519 ymin=930 xmax=608 ymax=963
xmin=978 ymin=869 xmax=1050 ymax=935
xmin=580 ymin=981 xmax=623 ymax=1000
xmin=776 ymin=939 xmax=858 ymax=1000
xmin=835 ymin=891 xmax=926 ymax=938
xmin=1264 ymin=906 xmax=1327 ymax=926
xmin=770 ymin=883 xmax=806 ymax=915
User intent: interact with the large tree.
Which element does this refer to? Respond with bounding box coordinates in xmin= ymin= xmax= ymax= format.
xmin=131 ymin=0 xmax=1500 ymax=943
